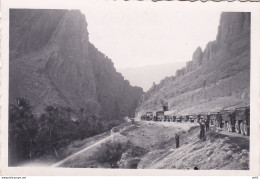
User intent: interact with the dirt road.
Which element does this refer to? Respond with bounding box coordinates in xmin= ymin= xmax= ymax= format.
xmin=53 ymin=121 xmax=249 ymax=169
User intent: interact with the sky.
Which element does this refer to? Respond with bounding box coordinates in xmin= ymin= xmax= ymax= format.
xmin=80 ymin=2 xmax=221 ymax=69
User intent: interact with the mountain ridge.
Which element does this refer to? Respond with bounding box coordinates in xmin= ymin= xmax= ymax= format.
xmin=136 ymin=12 xmax=250 ymax=116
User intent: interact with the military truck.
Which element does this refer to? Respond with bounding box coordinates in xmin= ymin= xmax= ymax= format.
xmin=199 ymin=113 xmax=208 ymax=123
xmin=209 ymin=112 xmax=218 ymax=126
xmin=234 ymin=106 xmax=250 ymax=136
xmin=140 ymin=114 xmax=146 ymax=121
xmin=172 ymin=116 xmax=176 ymax=122
xmin=145 ymin=112 xmax=154 ymax=121
xmin=164 ymin=115 xmax=168 ymax=122
xmin=184 ymin=115 xmax=192 ymax=123
xmin=165 ymin=115 xmax=172 ymax=122
xmin=164 ymin=111 xmax=174 ymax=122
xmin=188 ymin=115 xmax=195 ymax=123
xmin=182 ymin=116 xmax=188 ymax=122
xmin=155 ymin=111 xmax=164 ymax=122
xmin=176 ymin=116 xmax=182 ymax=123
xmin=220 ymin=109 xmax=235 ymax=132
xmin=192 ymin=115 xmax=198 ymax=123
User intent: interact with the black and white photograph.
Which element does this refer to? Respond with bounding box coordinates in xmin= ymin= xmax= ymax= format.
xmin=1 ymin=0 xmax=260 ymax=176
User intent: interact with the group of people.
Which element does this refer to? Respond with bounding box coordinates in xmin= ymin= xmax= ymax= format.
xmin=174 ymin=115 xmax=210 ymax=149
xmin=197 ymin=115 xmax=211 ymax=140
xmin=173 ymin=108 xmax=249 ymax=150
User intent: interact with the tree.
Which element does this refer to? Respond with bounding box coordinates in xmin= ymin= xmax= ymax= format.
xmin=66 ymin=107 xmax=72 ymax=119
xmin=41 ymin=105 xmax=65 ymax=158
xmin=9 ymin=97 xmax=37 ymax=165
xmin=79 ymin=107 xmax=84 ymax=120
xmin=45 ymin=105 xmax=55 ymax=118
xmin=10 ymin=97 xmax=33 ymax=119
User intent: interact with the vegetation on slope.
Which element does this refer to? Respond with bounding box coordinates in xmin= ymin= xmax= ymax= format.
xmin=8 ymin=97 xmax=122 ymax=166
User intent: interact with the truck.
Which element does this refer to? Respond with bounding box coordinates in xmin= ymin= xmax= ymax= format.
xmin=155 ymin=111 xmax=164 ymax=122
xmin=199 ymin=113 xmax=208 ymax=123
xmin=181 ymin=116 xmax=187 ymax=122
xmin=140 ymin=114 xmax=146 ymax=121
xmin=172 ymin=116 xmax=176 ymax=122
xmin=220 ymin=109 xmax=235 ymax=132
xmin=176 ymin=116 xmax=182 ymax=123
xmin=209 ymin=112 xmax=218 ymax=126
xmin=164 ymin=115 xmax=172 ymax=122
xmin=164 ymin=111 xmax=174 ymax=122
xmin=187 ymin=115 xmax=195 ymax=123
xmin=234 ymin=106 xmax=250 ymax=136
xmin=193 ymin=115 xmax=199 ymax=123
xmin=145 ymin=112 xmax=154 ymax=121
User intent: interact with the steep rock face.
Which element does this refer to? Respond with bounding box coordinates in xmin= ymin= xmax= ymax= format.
xmin=9 ymin=9 xmax=143 ymax=120
xmin=137 ymin=12 xmax=250 ymax=115
xmin=191 ymin=47 xmax=203 ymax=70
xmin=45 ymin=10 xmax=96 ymax=108
xmin=88 ymin=43 xmax=142 ymax=120
xmin=9 ymin=9 xmax=68 ymax=59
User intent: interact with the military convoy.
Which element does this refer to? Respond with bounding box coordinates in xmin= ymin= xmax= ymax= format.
xmin=140 ymin=106 xmax=250 ymax=136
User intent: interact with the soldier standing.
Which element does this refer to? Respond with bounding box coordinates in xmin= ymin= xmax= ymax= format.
xmin=218 ymin=113 xmax=223 ymax=129
xmin=228 ymin=112 xmax=235 ymax=132
xmin=131 ymin=118 xmax=135 ymax=126
xmin=231 ymin=111 xmax=236 ymax=132
xmin=197 ymin=114 xmax=201 ymax=123
xmin=216 ymin=113 xmax=220 ymax=128
xmin=206 ymin=115 xmax=210 ymax=132
xmin=175 ymin=134 xmax=180 ymax=148
xmin=198 ymin=120 xmax=205 ymax=140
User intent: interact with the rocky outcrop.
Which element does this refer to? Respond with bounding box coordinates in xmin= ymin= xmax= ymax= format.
xmin=191 ymin=47 xmax=203 ymax=70
xmin=9 ymin=9 xmax=143 ymax=121
xmin=137 ymin=12 xmax=250 ymax=115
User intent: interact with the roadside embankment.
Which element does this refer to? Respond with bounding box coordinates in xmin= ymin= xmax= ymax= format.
xmin=52 ymin=121 xmax=249 ymax=170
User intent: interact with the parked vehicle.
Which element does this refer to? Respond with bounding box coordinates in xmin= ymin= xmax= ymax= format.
xmin=172 ymin=116 xmax=176 ymax=122
xmin=164 ymin=115 xmax=172 ymax=122
xmin=140 ymin=106 xmax=250 ymax=136
xmin=234 ymin=106 xmax=250 ymax=136
xmin=188 ymin=115 xmax=195 ymax=123
xmin=209 ymin=112 xmax=218 ymax=126
xmin=176 ymin=116 xmax=182 ymax=123
xmin=145 ymin=112 xmax=154 ymax=121
xmin=155 ymin=111 xmax=164 ymax=121
xmin=220 ymin=110 xmax=234 ymax=132
xmin=140 ymin=114 xmax=146 ymax=121
xmin=199 ymin=113 xmax=208 ymax=123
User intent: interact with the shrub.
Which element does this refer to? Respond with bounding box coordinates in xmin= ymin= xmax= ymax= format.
xmin=96 ymin=141 xmax=128 ymax=164
xmin=206 ymin=130 xmax=226 ymax=142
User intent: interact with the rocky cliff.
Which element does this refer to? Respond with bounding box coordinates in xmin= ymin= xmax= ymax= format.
xmin=9 ymin=9 xmax=143 ymax=121
xmin=137 ymin=12 xmax=250 ymax=115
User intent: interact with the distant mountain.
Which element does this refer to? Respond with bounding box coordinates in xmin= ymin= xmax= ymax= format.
xmin=9 ymin=9 xmax=143 ymax=121
xmin=118 ymin=62 xmax=186 ymax=92
xmin=136 ymin=12 xmax=250 ymax=115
